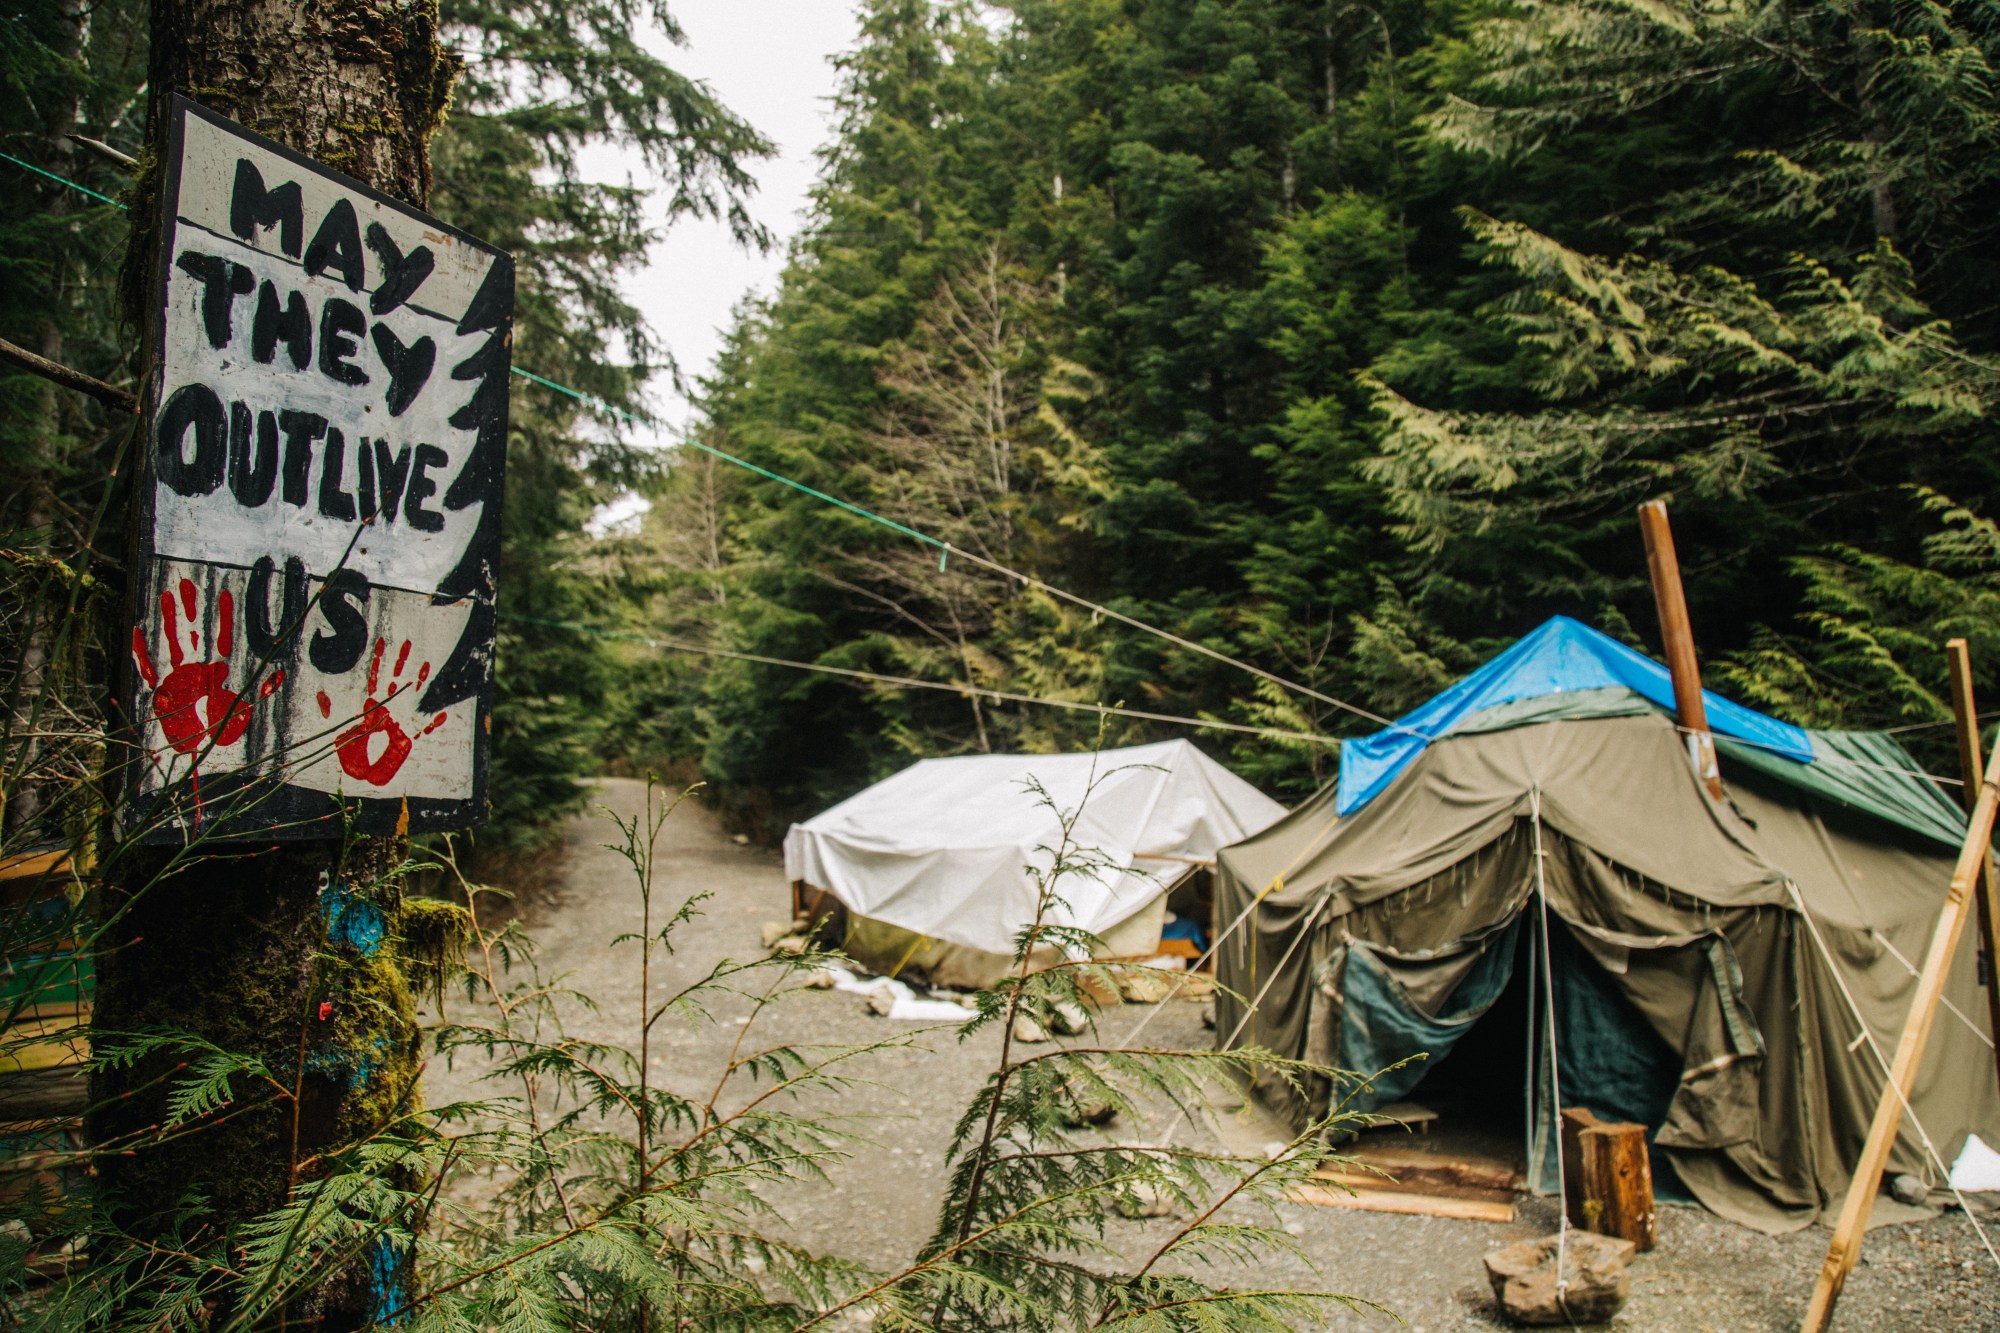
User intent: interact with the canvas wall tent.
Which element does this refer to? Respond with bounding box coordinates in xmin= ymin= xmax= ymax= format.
xmin=786 ymin=740 xmax=1285 ymax=988
xmin=1214 ymin=616 xmax=2000 ymax=1234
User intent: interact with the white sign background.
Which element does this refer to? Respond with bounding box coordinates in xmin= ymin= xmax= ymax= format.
xmin=129 ymin=100 xmax=511 ymax=836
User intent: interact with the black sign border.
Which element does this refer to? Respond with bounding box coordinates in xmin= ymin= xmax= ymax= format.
xmin=124 ymin=95 xmax=512 ymax=843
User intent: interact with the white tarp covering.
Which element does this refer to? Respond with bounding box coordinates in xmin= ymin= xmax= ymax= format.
xmin=783 ymin=740 xmax=1285 ymax=956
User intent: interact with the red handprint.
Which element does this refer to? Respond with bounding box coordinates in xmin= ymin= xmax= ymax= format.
xmin=322 ymin=638 xmax=448 ymax=787
xmin=131 ymin=578 xmax=285 ymax=761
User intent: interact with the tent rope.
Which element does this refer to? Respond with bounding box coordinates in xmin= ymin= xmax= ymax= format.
xmin=1783 ymin=880 xmax=2000 ymax=1275
xmin=0 ymin=144 xmax=1414 ymax=739
xmin=1886 ymin=711 xmax=2000 ymax=736
xmin=499 ymin=612 xmax=1338 ymax=746
xmin=1149 ymin=894 xmax=1332 ymax=1152
xmin=1529 ymin=788 xmax=1575 ymax=1313
xmin=1524 ymin=868 xmax=1541 ymax=1203
xmin=1866 ymin=927 xmax=1997 ymax=1053
xmin=1112 ymin=805 xmax=1345 ymax=1052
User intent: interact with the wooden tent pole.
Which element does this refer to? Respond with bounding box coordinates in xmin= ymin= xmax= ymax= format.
xmin=1799 ymin=732 xmax=2000 ymax=1332
xmin=1944 ymin=639 xmax=2000 ymax=1101
xmin=1638 ymin=500 xmax=1725 ymax=800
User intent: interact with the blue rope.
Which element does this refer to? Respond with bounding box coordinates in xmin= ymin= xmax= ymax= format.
xmin=0 ymin=151 xmax=125 ymax=208
xmin=2 ymin=146 xmax=1394 ymax=728
xmin=509 ymin=367 xmax=945 ymax=550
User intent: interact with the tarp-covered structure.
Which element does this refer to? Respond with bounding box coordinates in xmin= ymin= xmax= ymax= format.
xmin=789 ymin=740 xmax=1285 ymax=987
xmin=1216 ymin=616 xmax=2000 ymax=1233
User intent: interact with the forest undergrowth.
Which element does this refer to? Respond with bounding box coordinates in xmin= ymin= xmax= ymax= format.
xmin=0 ymin=759 xmax=1378 ymax=1331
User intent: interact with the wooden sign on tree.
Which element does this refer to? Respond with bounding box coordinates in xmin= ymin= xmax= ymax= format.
xmin=126 ymin=96 xmax=512 ymax=839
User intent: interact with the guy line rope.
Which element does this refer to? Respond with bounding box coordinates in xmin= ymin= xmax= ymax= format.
xmin=1783 ymin=880 xmax=2000 ymax=1275
xmin=12 ymin=147 xmax=1990 ymax=782
xmin=500 ymin=612 xmax=1336 ymax=748
xmin=43 ymin=144 xmax=1981 ymax=788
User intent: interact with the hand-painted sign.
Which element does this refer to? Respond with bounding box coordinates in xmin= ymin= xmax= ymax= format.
xmin=127 ymin=97 xmax=512 ymax=839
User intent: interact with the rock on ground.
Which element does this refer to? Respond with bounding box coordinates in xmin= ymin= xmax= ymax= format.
xmin=1484 ymin=1230 xmax=1634 ymax=1326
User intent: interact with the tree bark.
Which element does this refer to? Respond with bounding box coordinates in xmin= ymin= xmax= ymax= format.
xmin=93 ymin=5 xmax=458 ymax=1328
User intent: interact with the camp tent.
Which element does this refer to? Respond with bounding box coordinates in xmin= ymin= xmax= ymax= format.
xmin=1215 ymin=615 xmax=2000 ymax=1233
xmin=787 ymin=740 xmax=1285 ymax=988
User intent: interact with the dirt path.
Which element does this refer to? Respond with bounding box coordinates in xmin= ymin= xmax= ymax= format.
xmin=426 ymin=778 xmax=1998 ymax=1331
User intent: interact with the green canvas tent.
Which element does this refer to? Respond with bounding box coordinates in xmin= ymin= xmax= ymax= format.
xmin=1214 ymin=617 xmax=2000 ymax=1233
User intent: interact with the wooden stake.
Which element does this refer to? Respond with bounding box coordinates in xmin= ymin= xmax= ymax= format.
xmin=1638 ymin=500 xmax=1724 ymax=800
xmin=1799 ymin=732 xmax=2000 ymax=1332
xmin=1944 ymin=639 xmax=2000 ymax=1102
xmin=1559 ymin=1106 xmax=1601 ymax=1230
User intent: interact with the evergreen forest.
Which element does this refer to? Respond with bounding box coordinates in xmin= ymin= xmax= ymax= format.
xmin=5 ymin=3 xmax=2000 ymax=1328
xmin=11 ymin=0 xmax=2000 ymax=850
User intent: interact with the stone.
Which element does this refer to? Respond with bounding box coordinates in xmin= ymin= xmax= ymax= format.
xmin=802 ymin=969 xmax=839 ymax=990
xmin=1115 ymin=966 xmax=1178 ymax=1004
xmin=1483 ymin=1230 xmax=1635 ymax=1326
xmin=760 ymin=920 xmax=794 ymax=949
xmin=1060 ymin=1097 xmax=1118 ymax=1128
xmin=1051 ymin=1000 xmax=1090 ymax=1035
xmin=1200 ymin=1000 xmax=1216 ymax=1030
xmin=865 ymin=988 xmax=897 ymax=1018
xmin=771 ymin=934 xmax=808 ymax=956
xmin=1115 ymin=1182 xmax=1176 ymax=1219
xmin=732 ymin=834 xmax=749 ymax=845
xmin=1890 ymin=1173 xmax=1930 ymax=1207
xmin=1011 ymin=1014 xmax=1050 ymax=1043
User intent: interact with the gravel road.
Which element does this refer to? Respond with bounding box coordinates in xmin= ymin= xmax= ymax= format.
xmin=425 ymin=778 xmax=2000 ymax=1331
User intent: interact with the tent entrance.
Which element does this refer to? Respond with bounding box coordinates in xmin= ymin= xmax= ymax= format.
xmin=1336 ymin=923 xmax=1533 ymax=1201
xmin=1332 ymin=913 xmax=1685 ymax=1201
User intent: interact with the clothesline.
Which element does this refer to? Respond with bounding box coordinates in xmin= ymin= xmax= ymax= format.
xmin=496 ymin=611 xmax=1338 ymax=747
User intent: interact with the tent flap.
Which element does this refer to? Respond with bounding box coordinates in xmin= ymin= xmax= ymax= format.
xmin=1337 ymin=920 xmax=1522 ymax=1115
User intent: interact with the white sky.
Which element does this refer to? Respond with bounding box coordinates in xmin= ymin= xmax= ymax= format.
xmin=578 ymin=1 xmax=861 ymax=440
xmin=576 ymin=2 xmax=859 ymax=535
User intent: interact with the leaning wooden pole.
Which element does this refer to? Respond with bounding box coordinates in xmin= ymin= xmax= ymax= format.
xmin=1944 ymin=639 xmax=2000 ymax=1102
xmin=1799 ymin=730 xmax=2000 ymax=1332
xmin=1638 ymin=500 xmax=1724 ymax=800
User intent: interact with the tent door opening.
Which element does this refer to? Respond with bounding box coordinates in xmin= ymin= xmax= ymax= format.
xmin=1336 ymin=912 xmax=1685 ymax=1201
xmin=1338 ymin=922 xmax=1534 ymax=1199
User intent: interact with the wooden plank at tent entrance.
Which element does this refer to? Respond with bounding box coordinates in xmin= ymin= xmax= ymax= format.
xmin=1288 ymin=1182 xmax=1516 ymax=1222
xmin=1946 ymin=639 xmax=2000 ymax=1104
xmin=1799 ymin=725 xmax=2000 ymax=1331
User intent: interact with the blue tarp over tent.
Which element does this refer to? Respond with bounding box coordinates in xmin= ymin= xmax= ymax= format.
xmin=1336 ymin=616 xmax=1814 ymax=816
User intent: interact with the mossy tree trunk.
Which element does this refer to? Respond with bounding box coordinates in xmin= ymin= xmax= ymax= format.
xmin=92 ymin=5 xmax=459 ymax=1327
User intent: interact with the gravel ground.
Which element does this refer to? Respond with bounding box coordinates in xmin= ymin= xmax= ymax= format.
xmin=426 ymin=778 xmax=2000 ymax=1331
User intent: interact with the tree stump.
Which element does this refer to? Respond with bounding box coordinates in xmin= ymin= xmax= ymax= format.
xmin=1559 ymin=1106 xmax=1656 ymax=1252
